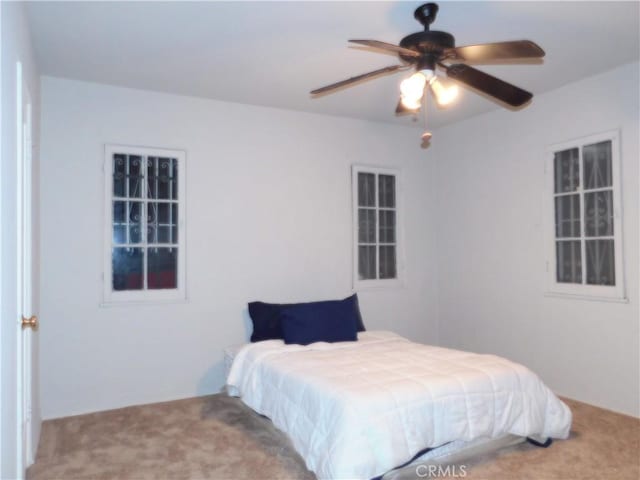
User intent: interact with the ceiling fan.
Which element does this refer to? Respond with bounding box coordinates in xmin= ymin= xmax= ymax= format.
xmin=310 ymin=3 xmax=545 ymax=141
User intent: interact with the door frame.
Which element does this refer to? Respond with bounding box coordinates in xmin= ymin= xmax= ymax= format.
xmin=0 ymin=1 xmax=4 ymax=466
xmin=14 ymin=59 xmax=35 ymax=477
xmin=19 ymin=63 xmax=35 ymax=468
xmin=15 ymin=59 xmax=25 ymax=478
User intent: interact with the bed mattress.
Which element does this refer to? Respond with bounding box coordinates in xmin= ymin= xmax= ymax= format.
xmin=226 ymin=331 xmax=571 ymax=479
xmin=223 ymin=342 xmax=525 ymax=476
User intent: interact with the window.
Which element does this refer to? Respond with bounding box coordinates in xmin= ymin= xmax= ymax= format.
xmin=103 ymin=145 xmax=186 ymax=304
xmin=352 ymin=165 xmax=402 ymax=288
xmin=545 ymin=131 xmax=625 ymax=300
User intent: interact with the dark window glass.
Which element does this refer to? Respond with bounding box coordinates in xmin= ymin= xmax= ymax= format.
xmin=556 ymin=241 xmax=582 ymax=284
xmin=113 ymin=201 xmax=143 ymax=244
xmin=583 ymin=141 xmax=612 ymax=190
xmin=147 ymin=157 xmax=178 ymax=200
xmin=111 ymin=151 xmax=181 ymax=293
xmin=586 ymin=240 xmax=615 ymax=286
xmin=358 ymin=209 xmax=376 ymax=243
xmin=147 ymin=202 xmax=178 ymax=244
xmin=112 ymin=248 xmax=144 ymax=291
xmin=379 ymin=246 xmax=396 ymax=279
xmin=356 ymin=170 xmax=397 ymax=281
xmin=358 ymin=245 xmax=376 ymax=280
xmin=147 ymin=248 xmax=178 ymax=289
xmin=554 ymin=195 xmax=581 ymax=238
xmin=379 ymin=210 xmax=396 ymax=243
xmin=378 ymin=175 xmax=395 ymax=208
xmin=358 ymin=173 xmax=375 ymax=207
xmin=584 ymin=191 xmax=613 ymax=237
xmin=554 ymin=148 xmax=579 ymax=193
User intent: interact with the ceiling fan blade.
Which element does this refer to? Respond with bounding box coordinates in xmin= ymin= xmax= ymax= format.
xmin=444 ymin=40 xmax=545 ymax=63
xmin=310 ymin=65 xmax=406 ymax=95
xmin=349 ymin=39 xmax=421 ymax=58
xmin=444 ymin=63 xmax=532 ymax=107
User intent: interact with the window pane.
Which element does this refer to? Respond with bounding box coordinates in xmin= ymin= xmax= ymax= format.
xmin=147 ymin=157 xmax=178 ymax=200
xmin=147 ymin=202 xmax=178 ymax=244
xmin=586 ymin=240 xmax=615 ymax=286
xmin=555 ymin=195 xmax=581 ymax=238
xmin=556 ymin=240 xmax=582 ymax=284
xmin=358 ymin=208 xmax=376 ymax=243
xmin=379 ymin=245 xmax=396 ymax=279
xmin=585 ymin=191 xmax=613 ymax=237
xmin=112 ymin=247 xmax=144 ymax=291
xmin=358 ymin=245 xmax=376 ymax=280
xmin=125 ymin=155 xmax=144 ymax=198
xmin=148 ymin=247 xmax=178 ymax=289
xmin=554 ymin=148 xmax=579 ymax=193
xmin=378 ymin=174 xmax=395 ymax=208
xmin=113 ymin=201 xmax=143 ymax=244
xmin=379 ymin=210 xmax=396 ymax=243
xmin=358 ymin=173 xmax=375 ymax=207
xmin=113 ymin=154 xmax=144 ymax=198
xmin=583 ymin=141 xmax=612 ymax=190
xmin=113 ymin=154 xmax=126 ymax=197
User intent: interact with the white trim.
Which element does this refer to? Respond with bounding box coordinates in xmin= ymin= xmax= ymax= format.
xmin=102 ymin=144 xmax=187 ymax=304
xmin=544 ymin=130 xmax=626 ymax=301
xmin=0 ymin=2 xmax=4 ymax=463
xmin=99 ymin=298 xmax=189 ymax=308
xmin=543 ymin=291 xmax=629 ymax=304
xmin=351 ymin=164 xmax=404 ymax=290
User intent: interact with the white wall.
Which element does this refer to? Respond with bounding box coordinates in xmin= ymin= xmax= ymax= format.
xmin=39 ymin=63 xmax=638 ymax=420
xmin=432 ymin=62 xmax=639 ymax=416
xmin=1 ymin=1 xmax=41 ymax=477
xmin=39 ymin=77 xmax=438 ymax=419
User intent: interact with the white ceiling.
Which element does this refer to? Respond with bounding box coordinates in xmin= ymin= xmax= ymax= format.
xmin=26 ymin=1 xmax=639 ymax=129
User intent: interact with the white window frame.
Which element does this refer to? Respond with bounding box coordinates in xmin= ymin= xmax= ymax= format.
xmin=544 ymin=130 xmax=626 ymax=301
xmin=352 ymin=165 xmax=404 ymax=290
xmin=103 ymin=144 xmax=186 ymax=305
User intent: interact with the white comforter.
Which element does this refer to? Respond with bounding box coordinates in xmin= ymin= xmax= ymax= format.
xmin=227 ymin=331 xmax=571 ymax=480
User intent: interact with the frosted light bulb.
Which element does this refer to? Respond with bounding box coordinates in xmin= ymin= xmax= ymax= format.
xmin=400 ymin=72 xmax=427 ymax=98
xmin=438 ymin=84 xmax=459 ymax=106
xmin=399 ymin=72 xmax=427 ymax=111
xmin=400 ymin=95 xmax=422 ymax=110
xmin=430 ymin=77 xmax=459 ymax=106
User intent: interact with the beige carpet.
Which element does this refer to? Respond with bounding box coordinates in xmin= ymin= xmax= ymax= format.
xmin=28 ymin=394 xmax=639 ymax=480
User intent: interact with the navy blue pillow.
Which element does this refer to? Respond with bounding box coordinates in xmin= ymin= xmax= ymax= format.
xmin=248 ymin=294 xmax=365 ymax=343
xmin=280 ymin=296 xmax=359 ymax=346
xmin=248 ymin=301 xmax=289 ymax=342
xmin=352 ymin=294 xmax=366 ymax=332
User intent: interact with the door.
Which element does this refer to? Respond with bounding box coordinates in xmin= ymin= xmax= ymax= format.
xmin=0 ymin=55 xmax=39 ymax=479
xmin=16 ymin=60 xmax=37 ymax=476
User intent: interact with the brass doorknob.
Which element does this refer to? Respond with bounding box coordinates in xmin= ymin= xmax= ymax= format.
xmin=21 ymin=315 xmax=38 ymax=331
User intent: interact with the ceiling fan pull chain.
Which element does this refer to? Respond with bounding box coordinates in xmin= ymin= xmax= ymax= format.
xmin=421 ymin=92 xmax=432 ymax=143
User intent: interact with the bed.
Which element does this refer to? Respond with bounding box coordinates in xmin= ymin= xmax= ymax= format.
xmin=226 ymin=330 xmax=572 ymax=480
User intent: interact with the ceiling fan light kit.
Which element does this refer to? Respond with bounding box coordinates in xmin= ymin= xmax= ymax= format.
xmin=310 ymin=2 xmax=545 ymax=142
xmin=399 ymin=70 xmax=460 ymax=109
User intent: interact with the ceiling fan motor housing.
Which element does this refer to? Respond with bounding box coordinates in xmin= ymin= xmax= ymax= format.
xmin=399 ymin=30 xmax=455 ymax=69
